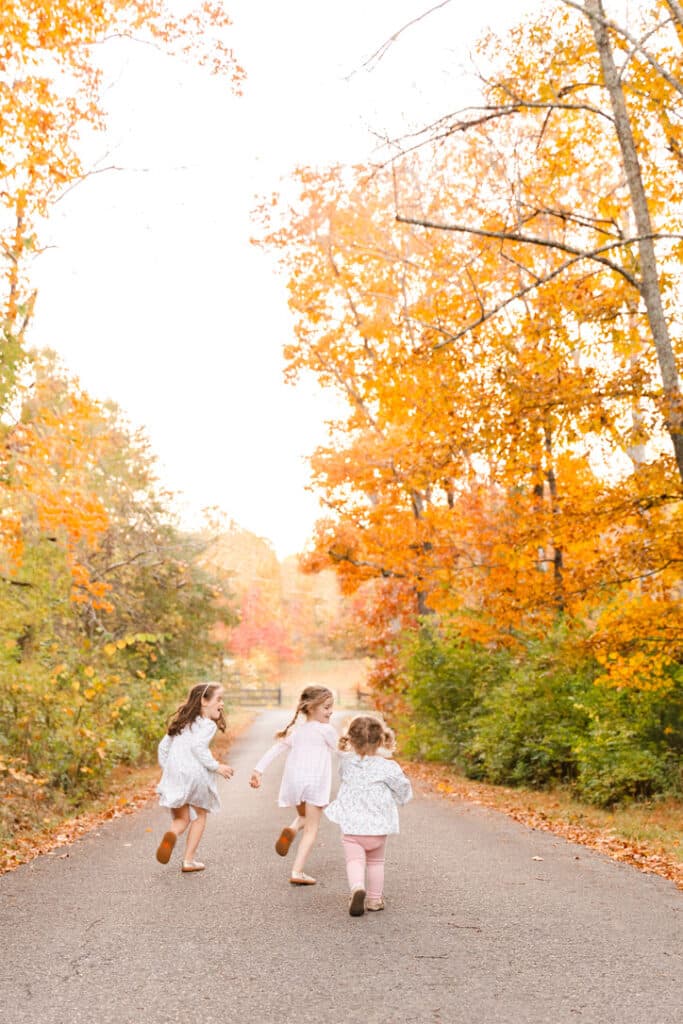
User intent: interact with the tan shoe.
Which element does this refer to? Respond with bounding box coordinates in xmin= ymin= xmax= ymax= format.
xmin=349 ymin=887 xmax=366 ymax=916
xmin=289 ymin=871 xmax=316 ymax=885
xmin=366 ymin=897 xmax=385 ymax=911
xmin=181 ymin=860 xmax=205 ymax=872
xmin=155 ymin=831 xmax=177 ymax=864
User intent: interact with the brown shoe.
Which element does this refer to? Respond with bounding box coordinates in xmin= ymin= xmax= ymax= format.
xmin=275 ymin=827 xmax=296 ymax=857
xmin=289 ymin=871 xmax=316 ymax=885
xmin=156 ymin=831 xmax=177 ymax=864
xmin=366 ymin=897 xmax=385 ymax=911
xmin=349 ymin=887 xmax=366 ymax=917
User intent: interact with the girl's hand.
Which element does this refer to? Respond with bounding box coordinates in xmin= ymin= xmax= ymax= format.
xmin=249 ymin=770 xmax=262 ymax=789
xmin=217 ymin=764 xmax=234 ymax=780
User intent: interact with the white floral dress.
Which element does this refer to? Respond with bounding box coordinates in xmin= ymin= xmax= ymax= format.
xmin=324 ymin=753 xmax=413 ymax=835
xmin=157 ymin=716 xmax=221 ymax=813
xmin=254 ymin=720 xmax=338 ymax=808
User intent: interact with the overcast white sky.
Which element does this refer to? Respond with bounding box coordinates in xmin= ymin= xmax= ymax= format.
xmin=32 ymin=0 xmax=543 ymax=559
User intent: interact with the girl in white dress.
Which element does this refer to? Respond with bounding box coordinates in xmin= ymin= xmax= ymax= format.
xmin=325 ymin=715 xmax=412 ymax=916
xmin=155 ymin=682 xmax=234 ymax=872
xmin=250 ymin=685 xmax=337 ymax=886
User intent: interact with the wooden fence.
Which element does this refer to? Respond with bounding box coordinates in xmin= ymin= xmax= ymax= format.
xmin=226 ymin=687 xmax=282 ymax=707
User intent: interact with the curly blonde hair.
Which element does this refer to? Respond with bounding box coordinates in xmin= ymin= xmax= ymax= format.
xmin=275 ymin=685 xmax=334 ymax=739
xmin=338 ymin=714 xmax=395 ymax=756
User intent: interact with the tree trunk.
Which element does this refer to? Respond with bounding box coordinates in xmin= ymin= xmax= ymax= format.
xmin=665 ymin=1 xmax=683 ymax=30
xmin=583 ymin=0 xmax=683 ymax=482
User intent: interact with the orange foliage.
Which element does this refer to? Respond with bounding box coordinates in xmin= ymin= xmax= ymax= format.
xmin=1 ymin=361 xmax=116 ymax=607
xmin=256 ymin=1 xmax=683 ymax=695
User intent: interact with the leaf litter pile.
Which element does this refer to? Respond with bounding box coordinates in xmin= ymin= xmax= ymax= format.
xmin=404 ymin=762 xmax=683 ymax=891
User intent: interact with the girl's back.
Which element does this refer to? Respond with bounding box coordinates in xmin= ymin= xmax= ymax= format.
xmin=288 ymin=719 xmax=337 ymax=754
xmin=326 ymin=752 xmax=412 ymax=836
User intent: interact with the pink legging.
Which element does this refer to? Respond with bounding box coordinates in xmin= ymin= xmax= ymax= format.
xmin=342 ymin=834 xmax=387 ymax=900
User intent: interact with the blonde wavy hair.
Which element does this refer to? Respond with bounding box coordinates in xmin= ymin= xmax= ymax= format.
xmin=275 ymin=685 xmax=334 ymax=739
xmin=338 ymin=714 xmax=396 ymax=756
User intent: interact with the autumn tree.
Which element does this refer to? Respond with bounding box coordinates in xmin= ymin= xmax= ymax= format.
xmin=396 ymin=0 xmax=683 ymax=478
xmin=388 ymin=0 xmax=683 ymax=687
xmin=0 ymin=354 xmax=238 ymax=806
xmin=257 ymin=1 xmax=683 ymax=694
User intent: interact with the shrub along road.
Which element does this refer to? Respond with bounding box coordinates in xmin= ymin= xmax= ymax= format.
xmin=1 ymin=711 xmax=681 ymax=1024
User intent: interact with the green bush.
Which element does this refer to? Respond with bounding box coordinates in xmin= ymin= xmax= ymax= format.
xmin=400 ymin=620 xmax=510 ymax=767
xmin=468 ymin=655 xmax=592 ymax=787
xmin=572 ymin=678 xmax=683 ymax=806
xmin=400 ymin=619 xmax=683 ymax=807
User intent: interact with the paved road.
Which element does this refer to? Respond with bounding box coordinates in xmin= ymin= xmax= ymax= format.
xmin=2 ymin=711 xmax=681 ymax=1024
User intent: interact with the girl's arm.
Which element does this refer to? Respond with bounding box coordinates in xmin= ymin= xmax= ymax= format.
xmin=322 ymin=724 xmax=339 ymax=750
xmin=384 ymin=762 xmax=413 ymax=805
xmin=158 ymin=734 xmax=172 ymax=768
xmin=190 ymin=720 xmax=221 ymax=772
xmin=253 ymin=736 xmax=291 ymax=775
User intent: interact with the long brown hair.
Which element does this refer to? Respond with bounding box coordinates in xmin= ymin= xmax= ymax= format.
xmin=275 ymin=685 xmax=334 ymax=739
xmin=338 ymin=715 xmax=395 ymax=756
xmin=166 ymin=682 xmax=226 ymax=736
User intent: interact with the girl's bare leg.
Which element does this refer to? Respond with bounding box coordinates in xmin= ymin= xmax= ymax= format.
xmin=184 ymin=807 xmax=207 ymax=863
xmin=286 ymin=802 xmax=305 ymax=835
xmin=170 ymin=806 xmax=190 ymax=836
xmin=291 ymin=805 xmax=323 ymax=874
xmin=156 ymin=806 xmax=190 ymax=863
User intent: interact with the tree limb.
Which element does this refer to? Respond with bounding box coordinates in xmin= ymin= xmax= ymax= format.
xmin=359 ymin=0 xmax=453 ymax=73
xmin=561 ymin=0 xmax=683 ymax=98
xmin=395 ymin=212 xmax=650 ymax=288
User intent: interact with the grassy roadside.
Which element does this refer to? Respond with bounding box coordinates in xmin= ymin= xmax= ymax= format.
xmin=0 ymin=709 xmax=255 ymax=875
xmin=404 ymin=761 xmax=683 ymax=891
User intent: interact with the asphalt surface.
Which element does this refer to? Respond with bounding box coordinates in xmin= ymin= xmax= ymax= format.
xmin=1 ymin=710 xmax=681 ymax=1024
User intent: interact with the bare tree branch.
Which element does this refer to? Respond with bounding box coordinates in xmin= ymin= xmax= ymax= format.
xmin=377 ymin=99 xmax=614 ymax=164
xmin=395 ymin=212 xmax=654 ymax=287
xmin=54 ymin=162 xmax=152 ymax=205
xmin=358 ymin=0 xmax=453 ymax=73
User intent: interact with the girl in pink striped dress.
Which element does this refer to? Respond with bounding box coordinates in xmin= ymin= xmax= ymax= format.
xmin=250 ymin=686 xmax=337 ymax=886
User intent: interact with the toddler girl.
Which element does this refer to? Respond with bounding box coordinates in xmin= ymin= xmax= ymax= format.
xmin=155 ymin=682 xmax=233 ymax=872
xmin=325 ymin=714 xmax=412 ymax=916
xmin=250 ymin=685 xmax=336 ymax=885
